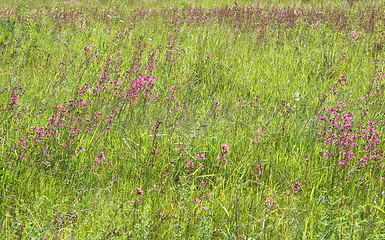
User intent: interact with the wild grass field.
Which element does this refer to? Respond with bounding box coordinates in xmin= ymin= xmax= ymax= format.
xmin=1 ymin=0 xmax=385 ymax=239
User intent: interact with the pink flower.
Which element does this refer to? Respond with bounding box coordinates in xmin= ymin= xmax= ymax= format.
xmin=198 ymin=163 xmax=204 ymax=170
xmin=218 ymin=155 xmax=228 ymax=163
xmin=136 ymin=187 xmax=144 ymax=195
xmin=196 ymin=154 xmax=206 ymax=159
xmin=201 ymin=181 xmax=206 ymax=187
xmin=221 ymin=144 xmax=229 ymax=154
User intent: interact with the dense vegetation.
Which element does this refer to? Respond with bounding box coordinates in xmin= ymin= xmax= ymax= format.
xmin=1 ymin=0 xmax=385 ymax=238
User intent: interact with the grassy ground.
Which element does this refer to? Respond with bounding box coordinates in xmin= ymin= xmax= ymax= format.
xmin=1 ymin=0 xmax=385 ymax=239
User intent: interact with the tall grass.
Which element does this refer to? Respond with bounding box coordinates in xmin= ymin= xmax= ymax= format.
xmin=1 ymin=0 xmax=385 ymax=238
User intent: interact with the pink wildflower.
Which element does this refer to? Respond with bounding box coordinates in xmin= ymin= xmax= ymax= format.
xmin=136 ymin=187 xmax=144 ymax=195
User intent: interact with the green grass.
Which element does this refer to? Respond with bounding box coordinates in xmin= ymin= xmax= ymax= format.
xmin=1 ymin=0 xmax=385 ymax=239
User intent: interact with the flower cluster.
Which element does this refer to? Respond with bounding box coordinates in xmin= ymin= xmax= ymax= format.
xmin=217 ymin=144 xmax=229 ymax=164
xmin=316 ymin=101 xmax=382 ymax=168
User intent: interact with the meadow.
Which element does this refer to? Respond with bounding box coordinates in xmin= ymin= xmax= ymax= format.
xmin=1 ymin=0 xmax=385 ymax=238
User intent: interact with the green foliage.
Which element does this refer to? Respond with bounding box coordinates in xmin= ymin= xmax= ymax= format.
xmin=1 ymin=0 xmax=385 ymax=239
